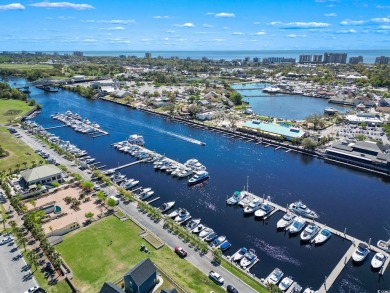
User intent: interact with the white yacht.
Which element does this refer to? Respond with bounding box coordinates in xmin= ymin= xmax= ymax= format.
xmin=277 ymin=213 xmax=296 ymax=229
xmin=186 ymin=218 xmax=201 ymax=230
xmin=371 ymin=253 xmax=386 ymax=269
xmin=233 ymin=247 xmax=247 ymax=262
xmin=286 ymin=217 xmax=306 ymax=234
xmin=192 ymin=223 xmax=205 ymax=234
xmin=159 ymin=201 xmax=175 ymax=213
xmin=288 ymin=201 xmax=318 ymax=220
xmin=128 ymin=134 xmax=145 ymax=146
xmin=265 ymin=268 xmax=284 ymax=285
xmin=124 ymin=180 xmax=139 ymax=189
xmin=174 ymin=208 xmax=191 ymax=223
xmin=352 ymin=242 xmax=370 ymax=262
xmin=240 ymin=248 xmax=257 ymax=269
xmin=139 ymin=190 xmax=154 ymax=201
xmin=199 ymin=227 xmax=213 ymax=238
xmin=377 ymin=240 xmax=390 ymax=253
xmin=313 ymin=228 xmax=332 ymax=244
xmin=300 ymin=224 xmax=320 ymax=241
xmin=279 ymin=276 xmax=294 ymax=291
xmin=188 ymin=171 xmax=209 ymax=185
xmin=243 ymin=199 xmax=262 ymax=214
xmin=254 ymin=203 xmax=274 ymax=218
xmin=226 ymin=191 xmax=246 ymax=205
xmin=103 ymin=169 xmax=115 ymax=175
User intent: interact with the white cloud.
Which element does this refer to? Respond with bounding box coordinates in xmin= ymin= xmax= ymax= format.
xmin=31 ymin=2 xmax=94 ymax=10
xmin=205 ymin=12 xmax=215 ymax=15
xmin=81 ymin=38 xmax=97 ymax=42
xmin=340 ymin=19 xmax=365 ymax=25
xmin=253 ymin=21 xmax=261 ymax=25
xmin=232 ymin=32 xmax=243 ymax=35
xmin=58 ymin=16 xmax=74 ymax=19
xmin=324 ymin=13 xmax=337 ymax=17
xmin=376 ymin=5 xmax=390 ymax=9
xmin=215 ymin=38 xmax=225 ymax=41
xmin=174 ymin=22 xmax=195 ymax=27
xmin=215 ymin=12 xmax=235 ymax=18
xmin=83 ymin=19 xmax=135 ymax=24
xmin=99 ymin=26 xmax=125 ymax=30
xmin=286 ymin=34 xmax=307 ymax=37
xmin=165 ymin=30 xmax=176 ymax=33
xmin=268 ymin=21 xmax=330 ymax=28
xmin=379 ymin=25 xmax=390 ymax=29
xmin=371 ymin=17 xmax=390 ymax=23
xmin=336 ymin=29 xmax=357 ymax=34
xmin=202 ymin=23 xmax=214 ymax=28
xmin=153 ymin=16 xmax=169 ymax=19
xmin=108 ymin=38 xmax=131 ymax=44
xmin=0 ymin=3 xmax=25 ymax=11
xmin=141 ymin=38 xmax=152 ymax=42
xmin=223 ymin=26 xmax=230 ymax=30
xmin=253 ymin=31 xmax=266 ymax=35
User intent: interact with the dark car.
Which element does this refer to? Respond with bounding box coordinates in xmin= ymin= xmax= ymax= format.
xmin=174 ymin=246 xmax=187 ymax=258
xmin=227 ymin=285 xmax=239 ymax=293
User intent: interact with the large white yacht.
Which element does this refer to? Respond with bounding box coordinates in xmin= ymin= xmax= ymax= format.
xmin=188 ymin=171 xmax=209 ymax=185
xmin=288 ymin=201 xmax=319 ymax=219
xmin=277 ymin=213 xmax=296 ymax=229
xmin=286 ymin=217 xmax=306 ymax=234
xmin=243 ymin=199 xmax=262 ymax=214
xmin=128 ymin=134 xmax=145 ymax=146
xmin=300 ymin=224 xmax=320 ymax=241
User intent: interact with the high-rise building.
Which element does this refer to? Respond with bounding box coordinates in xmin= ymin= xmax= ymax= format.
xmin=375 ymin=56 xmax=390 ymax=64
xmin=73 ymin=51 xmax=83 ymax=56
xmin=313 ymin=55 xmax=323 ymax=63
xmin=299 ymin=55 xmax=312 ymax=63
xmin=349 ymin=56 xmax=363 ymax=64
xmin=253 ymin=57 xmax=260 ymax=63
xmin=145 ymin=52 xmax=152 ymax=59
xmin=323 ymin=52 xmax=347 ymax=64
xmin=263 ymin=57 xmax=296 ymax=64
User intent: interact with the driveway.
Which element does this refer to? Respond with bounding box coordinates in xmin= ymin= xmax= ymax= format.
xmin=0 ymin=236 xmax=38 ymax=293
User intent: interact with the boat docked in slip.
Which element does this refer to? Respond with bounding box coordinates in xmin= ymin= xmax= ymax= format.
xmin=174 ymin=208 xmax=191 ymax=223
xmin=371 ymin=253 xmax=386 ymax=270
xmin=279 ymin=276 xmax=294 ymax=291
xmin=226 ymin=191 xmax=246 ymax=205
xmin=199 ymin=227 xmax=213 ymax=238
xmin=128 ymin=134 xmax=145 ymax=146
xmin=377 ymin=240 xmax=390 ymax=253
xmin=313 ymin=228 xmax=332 ymax=245
xmin=265 ymin=268 xmax=284 ymax=285
xmin=124 ymin=180 xmax=139 ymax=189
xmin=103 ymin=169 xmax=115 ymax=175
xmin=233 ymin=247 xmax=248 ymax=262
xmin=188 ymin=171 xmax=209 ymax=185
xmin=167 ymin=208 xmax=181 ymax=219
xmin=192 ymin=224 xmax=205 ymax=234
xmin=277 ymin=213 xmax=296 ymax=229
xmin=111 ymin=173 xmax=126 ymax=184
xmin=139 ymin=190 xmax=154 ymax=201
xmin=219 ymin=241 xmax=231 ymax=252
xmin=288 ymin=201 xmax=319 ymax=220
xmin=212 ymin=235 xmax=226 ymax=248
xmin=159 ymin=201 xmax=175 ymax=213
xmin=205 ymin=232 xmax=218 ymax=242
xmin=286 ymin=217 xmax=306 ymax=234
xmin=186 ymin=218 xmax=201 ymax=230
xmin=240 ymin=248 xmax=257 ymax=269
xmin=300 ymin=224 xmax=320 ymax=242
xmin=243 ymin=199 xmax=262 ymax=214
xmin=352 ymin=242 xmax=370 ymax=262
xmin=254 ymin=203 xmax=274 ymax=218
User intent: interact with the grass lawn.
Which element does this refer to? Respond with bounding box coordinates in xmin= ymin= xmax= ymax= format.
xmin=0 ymin=126 xmax=42 ymax=173
xmin=56 ymin=216 xmax=224 ymax=293
xmin=0 ymin=99 xmax=34 ymax=124
xmin=0 ymin=63 xmax=53 ymax=70
xmin=221 ymin=259 xmax=268 ymax=293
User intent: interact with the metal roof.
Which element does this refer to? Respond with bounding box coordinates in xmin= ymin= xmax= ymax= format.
xmin=20 ymin=164 xmax=62 ymax=183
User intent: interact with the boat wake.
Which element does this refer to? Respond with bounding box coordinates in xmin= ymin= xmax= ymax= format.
xmin=337 ymin=274 xmax=370 ymax=293
xmin=246 ymin=235 xmax=302 ymax=266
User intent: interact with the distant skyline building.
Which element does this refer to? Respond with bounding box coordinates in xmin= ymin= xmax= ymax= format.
xmin=323 ymin=52 xmax=347 ymax=64
xmin=375 ymin=56 xmax=390 ymax=64
xmin=263 ymin=57 xmax=296 ymax=64
xmin=349 ymin=56 xmax=363 ymax=64
xmin=145 ymin=52 xmax=152 ymax=59
xmin=299 ymin=54 xmax=312 ymax=63
xmin=73 ymin=51 xmax=83 ymax=57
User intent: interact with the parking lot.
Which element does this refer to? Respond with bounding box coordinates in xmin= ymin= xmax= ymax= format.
xmin=0 ymin=233 xmax=38 ymax=293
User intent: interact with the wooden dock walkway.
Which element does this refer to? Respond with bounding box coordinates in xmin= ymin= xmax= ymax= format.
xmin=146 ymin=197 xmax=160 ymax=204
xmin=113 ymin=159 xmax=146 ymax=171
xmin=44 ymin=125 xmax=66 ymax=130
xmin=96 ymin=165 xmax=106 ymax=169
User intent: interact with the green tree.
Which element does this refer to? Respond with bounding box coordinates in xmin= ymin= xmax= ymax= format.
xmin=26 ymin=250 xmax=39 ymax=272
xmin=212 ymin=248 xmax=222 ymax=264
xmin=81 ymin=181 xmax=94 ymax=192
xmin=84 ymin=212 xmax=94 ymax=222
xmin=301 ymin=138 xmax=317 ymax=150
xmin=107 ymin=198 xmax=117 ymax=210
xmin=28 ymin=199 xmax=36 ymax=208
xmin=51 ymin=181 xmax=60 ymax=188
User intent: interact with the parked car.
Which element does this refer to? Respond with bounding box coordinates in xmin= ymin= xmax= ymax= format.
xmin=24 ymin=285 xmax=39 ymax=293
xmin=209 ymin=270 xmax=224 ymax=285
xmin=174 ymin=246 xmax=187 ymax=258
xmin=0 ymin=236 xmax=13 ymax=245
xmin=93 ymin=184 xmax=101 ymax=191
xmin=227 ymin=285 xmax=239 ymax=293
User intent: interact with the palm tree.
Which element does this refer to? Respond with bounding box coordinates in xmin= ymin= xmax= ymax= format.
xmin=26 ymin=250 xmax=39 ymax=272
xmin=31 ymin=160 xmax=36 ymax=168
xmin=22 ymin=161 xmax=27 ymax=169
xmin=28 ymin=199 xmax=36 ymax=208
xmin=39 ymin=160 xmax=44 ymax=166
xmin=18 ymin=236 xmax=27 ymax=252
xmin=9 ymin=220 xmax=18 ymax=233
xmin=8 ymin=167 xmax=12 ymax=175
xmin=15 ymin=164 xmax=20 ymax=171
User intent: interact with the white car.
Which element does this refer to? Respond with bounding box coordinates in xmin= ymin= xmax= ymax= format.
xmin=0 ymin=236 xmax=13 ymax=245
xmin=24 ymin=286 xmax=39 ymax=293
xmin=209 ymin=271 xmax=224 ymax=285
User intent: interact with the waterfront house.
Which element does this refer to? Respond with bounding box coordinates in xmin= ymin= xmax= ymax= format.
xmin=113 ymin=90 xmax=131 ymax=99
xmin=124 ymin=258 xmax=157 ymax=293
xmin=196 ymin=110 xmax=223 ymax=121
xmin=20 ymin=164 xmax=63 ymax=187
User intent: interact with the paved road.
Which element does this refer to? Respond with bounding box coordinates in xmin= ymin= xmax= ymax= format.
xmin=118 ymin=199 xmax=257 ymax=293
xmin=0 ymin=237 xmax=38 ymax=293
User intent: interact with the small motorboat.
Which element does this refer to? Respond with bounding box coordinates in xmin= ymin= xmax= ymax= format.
xmin=226 ymin=191 xmax=245 ymax=205
xmin=139 ymin=190 xmax=154 ymax=201
xmin=277 ymin=213 xmax=296 ymax=229
xmin=254 ymin=203 xmax=274 ymax=218
xmin=186 ymin=218 xmax=201 ymax=230
xmin=233 ymin=247 xmax=248 ymax=262
xmin=219 ymin=241 xmax=231 ymax=252
xmin=352 ymin=242 xmax=370 ymax=262
xmin=243 ymin=199 xmax=262 ymax=214
xmin=174 ymin=208 xmax=191 ymax=223
xmin=313 ymin=228 xmax=332 ymax=244
xmin=159 ymin=201 xmax=175 ymax=213
xmin=240 ymin=248 xmax=257 ymax=269
xmin=265 ymin=268 xmax=284 ymax=285
xmin=212 ymin=235 xmax=226 ymax=247
xmin=205 ymin=232 xmax=218 ymax=242
xmin=192 ymin=224 xmax=205 ymax=234
xmin=286 ymin=217 xmax=306 ymax=234
xmin=199 ymin=227 xmax=213 ymax=238
xmin=300 ymin=224 xmax=320 ymax=242
xmin=125 ymin=180 xmax=139 ymax=189
xmin=377 ymin=240 xmax=390 ymax=253
xmin=371 ymin=252 xmax=386 ymax=270
xmin=167 ymin=208 xmax=181 ymax=218
xmin=278 ymin=276 xmax=294 ymax=291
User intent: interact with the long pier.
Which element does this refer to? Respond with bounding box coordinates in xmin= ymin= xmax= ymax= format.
xmin=113 ymin=159 xmax=146 ymax=171
xmin=235 ymin=190 xmax=390 ymax=291
xmin=44 ymin=125 xmax=66 ymax=130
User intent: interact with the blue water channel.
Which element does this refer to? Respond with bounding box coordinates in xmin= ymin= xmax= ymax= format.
xmin=8 ymin=77 xmax=390 ymax=292
xmin=231 ymin=83 xmax=349 ymax=120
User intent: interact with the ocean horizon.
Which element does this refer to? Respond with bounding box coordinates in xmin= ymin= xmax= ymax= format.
xmin=10 ymin=49 xmax=390 ymax=64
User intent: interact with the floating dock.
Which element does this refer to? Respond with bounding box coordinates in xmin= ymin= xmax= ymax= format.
xmin=113 ymin=159 xmax=146 ymax=171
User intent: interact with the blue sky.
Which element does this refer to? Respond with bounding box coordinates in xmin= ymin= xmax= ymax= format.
xmin=0 ymin=0 xmax=389 ymax=51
